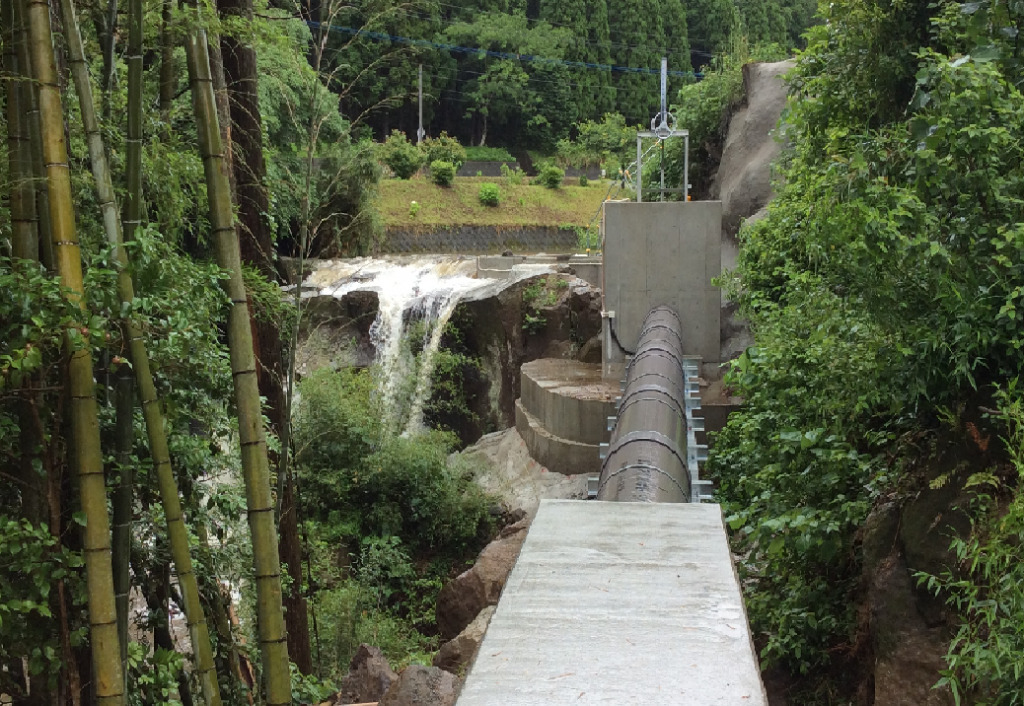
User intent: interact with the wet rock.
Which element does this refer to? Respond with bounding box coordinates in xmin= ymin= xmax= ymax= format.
xmin=435 ymin=518 xmax=529 ymax=640
xmin=337 ymin=644 xmax=399 ymax=704
xmin=379 ymin=665 xmax=461 ymax=706
xmin=296 ymin=291 xmax=379 ymax=373
xmin=432 ymin=605 xmax=496 ymax=674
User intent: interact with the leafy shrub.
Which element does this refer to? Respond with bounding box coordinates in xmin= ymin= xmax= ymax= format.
xmin=420 ymin=132 xmax=466 ymax=170
xmin=465 ymin=145 xmax=514 ymax=161
xmin=379 ymin=130 xmax=424 ymax=179
xmin=578 ymin=174 xmax=588 ymax=186
xmin=429 ymin=160 xmax=456 ymax=187
xmin=500 ymin=162 xmax=524 ymax=185
xmin=538 ymin=165 xmax=564 ymax=189
xmin=353 ymin=431 xmax=492 ymax=552
xmin=920 ymin=383 xmax=1024 ymax=705
xmin=478 ymin=183 xmax=500 ymax=206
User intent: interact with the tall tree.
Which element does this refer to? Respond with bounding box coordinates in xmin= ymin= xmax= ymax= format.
xmin=25 ymin=0 xmax=126 ymax=702
xmin=185 ymin=22 xmax=292 ymax=706
xmin=539 ymin=0 xmax=597 ymax=124
xmin=607 ymin=0 xmax=666 ymax=125
xmin=4 ymin=0 xmax=37 ymax=262
xmin=218 ymin=0 xmax=313 ymax=673
xmin=662 ymin=0 xmax=691 ymax=97
xmin=587 ymin=0 xmax=614 ymax=116
xmin=686 ymin=0 xmax=740 ymax=68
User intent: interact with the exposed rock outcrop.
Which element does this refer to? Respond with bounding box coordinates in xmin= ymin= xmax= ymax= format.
xmin=379 ymin=665 xmax=461 ymax=706
xmin=336 ymin=644 xmax=399 ymax=704
xmin=711 ymin=61 xmax=792 ymax=363
xmin=458 ymin=428 xmax=588 ymax=520
xmin=297 ymin=290 xmax=379 ymax=372
xmin=857 ymin=471 xmax=973 ymax=706
xmin=435 ymin=517 xmax=529 ymax=640
xmin=712 ymin=61 xmax=794 ymax=240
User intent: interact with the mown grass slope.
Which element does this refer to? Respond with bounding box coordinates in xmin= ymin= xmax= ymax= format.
xmin=377 ymin=176 xmax=612 ymax=228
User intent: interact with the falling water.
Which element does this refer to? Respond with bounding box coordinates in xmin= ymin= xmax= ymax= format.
xmin=310 ymin=256 xmax=552 ymax=436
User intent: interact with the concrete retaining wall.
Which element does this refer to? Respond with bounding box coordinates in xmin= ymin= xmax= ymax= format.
xmin=382 ymin=226 xmax=577 ymax=254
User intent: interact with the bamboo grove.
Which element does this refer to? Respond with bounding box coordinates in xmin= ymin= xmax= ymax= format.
xmin=0 ymin=0 xmax=321 ymax=701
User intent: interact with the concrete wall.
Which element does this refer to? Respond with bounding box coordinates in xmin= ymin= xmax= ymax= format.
xmin=603 ymin=201 xmax=722 ymax=363
xmin=382 ymin=225 xmax=577 ymax=254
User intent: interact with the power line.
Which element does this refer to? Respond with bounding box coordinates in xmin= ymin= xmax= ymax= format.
xmin=308 ymin=20 xmax=704 ymax=78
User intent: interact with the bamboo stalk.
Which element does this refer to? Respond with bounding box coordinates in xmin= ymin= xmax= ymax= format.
xmin=24 ymin=0 xmax=124 ymax=703
xmin=4 ymin=0 xmax=38 ymax=261
xmin=17 ymin=0 xmax=53 ymax=270
xmin=185 ymin=24 xmax=291 ymax=706
xmin=57 ymin=0 xmax=225 ymax=703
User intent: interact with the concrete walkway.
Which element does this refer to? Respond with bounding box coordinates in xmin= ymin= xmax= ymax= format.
xmin=456 ymin=499 xmax=767 ymax=705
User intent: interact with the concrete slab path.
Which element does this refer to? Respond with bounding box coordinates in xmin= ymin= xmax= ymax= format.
xmin=456 ymin=499 xmax=767 ymax=705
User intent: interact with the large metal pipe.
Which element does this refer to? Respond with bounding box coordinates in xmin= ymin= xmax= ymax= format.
xmin=598 ymin=306 xmax=691 ymax=503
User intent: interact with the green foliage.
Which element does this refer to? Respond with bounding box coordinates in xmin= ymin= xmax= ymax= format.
xmin=430 ymin=160 xmax=456 ymax=187
xmin=126 ymin=644 xmax=184 ymax=706
xmin=557 ymin=113 xmax=638 ymax=173
xmin=381 ymin=130 xmax=426 ymax=179
xmin=920 ymin=382 xmax=1024 ymax=705
xmin=420 ymin=132 xmax=466 ymax=170
xmin=538 ymin=165 xmax=565 ymax=189
xmin=290 ymin=663 xmax=337 ymax=704
xmin=259 ymin=13 xmax=382 ymax=256
xmin=0 ymin=258 xmax=88 ymax=392
xmin=522 ymin=274 xmax=568 ymax=333
xmin=478 ymin=182 xmax=501 ymax=206
xmin=294 ymin=369 xmax=492 ymax=554
xmin=465 ymin=146 xmax=515 ymax=161
xmin=710 ymin=0 xmax=1024 ymax=688
xmin=578 ymin=175 xmax=588 ymax=187
xmin=0 ymin=518 xmax=85 ymax=697
xmin=663 ymin=53 xmax=746 ymax=197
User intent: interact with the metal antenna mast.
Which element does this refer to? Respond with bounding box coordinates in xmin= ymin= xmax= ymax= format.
xmin=635 ymin=57 xmax=689 ymax=203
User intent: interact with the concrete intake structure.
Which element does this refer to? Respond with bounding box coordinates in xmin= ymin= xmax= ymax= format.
xmin=598 ymin=306 xmax=694 ymax=503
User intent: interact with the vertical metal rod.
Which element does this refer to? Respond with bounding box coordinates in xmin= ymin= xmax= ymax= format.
xmin=660 ymin=57 xmax=667 ymax=128
xmin=636 ymin=136 xmax=642 ymax=203
xmin=684 ymin=134 xmax=689 ymax=201
xmin=660 ymin=142 xmax=665 ymax=202
xmin=417 ymin=64 xmax=424 ymax=144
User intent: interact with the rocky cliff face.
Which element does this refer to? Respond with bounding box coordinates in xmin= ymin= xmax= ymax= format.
xmin=711 ymin=60 xmax=794 ymax=365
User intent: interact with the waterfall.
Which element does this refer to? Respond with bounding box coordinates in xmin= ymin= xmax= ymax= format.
xmin=314 ymin=256 xmax=551 ymax=436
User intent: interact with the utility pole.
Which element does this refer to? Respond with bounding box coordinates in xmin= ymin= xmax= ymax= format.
xmin=416 ymin=64 xmax=425 ymax=144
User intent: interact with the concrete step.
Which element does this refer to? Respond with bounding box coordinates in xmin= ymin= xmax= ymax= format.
xmin=515 ymin=399 xmax=600 ymax=476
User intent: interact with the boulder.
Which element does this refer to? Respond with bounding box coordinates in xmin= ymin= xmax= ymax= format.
xmin=378 ymin=665 xmax=461 ymax=706
xmin=435 ymin=518 xmax=529 ymax=640
xmin=432 ymin=605 xmax=496 ymax=674
xmin=336 ymin=644 xmax=399 ymax=704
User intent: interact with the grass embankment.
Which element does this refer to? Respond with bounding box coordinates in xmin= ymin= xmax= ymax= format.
xmin=377 ymin=176 xmax=612 ymax=228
